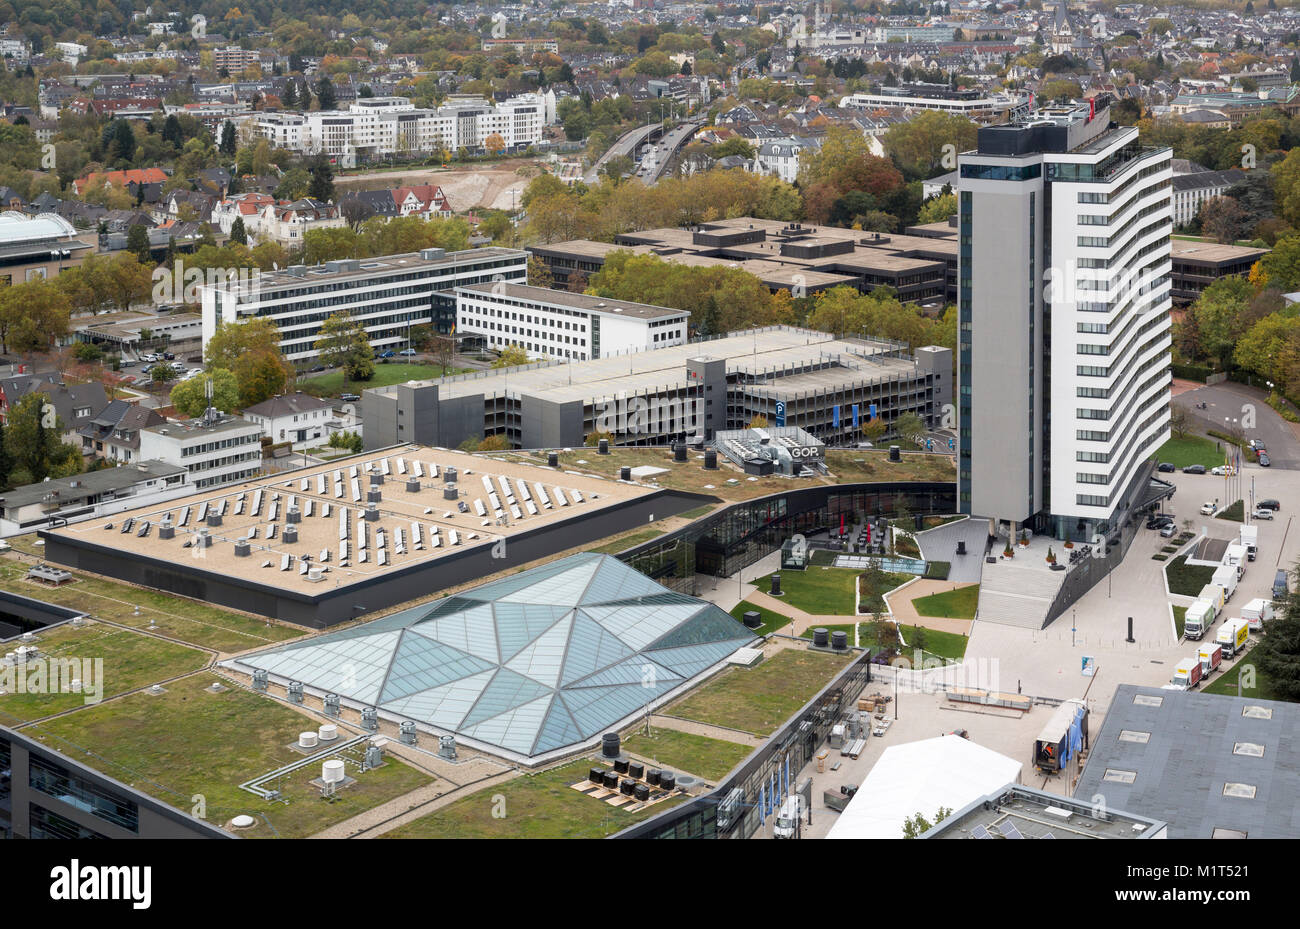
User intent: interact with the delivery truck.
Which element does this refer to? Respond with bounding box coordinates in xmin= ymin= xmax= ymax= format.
xmin=1239 ymin=525 xmax=1258 ymax=562
xmin=1241 ymin=598 xmax=1275 ymax=631
xmin=1198 ymin=643 xmax=1223 ymax=678
xmin=1212 ymin=565 xmax=1238 ymax=601
xmin=1166 ymin=657 xmax=1204 ymax=691
xmin=773 ymin=795 xmax=803 ymax=839
xmin=1217 ymin=617 xmax=1250 ymax=658
xmin=1198 ymin=583 xmax=1226 ymax=613
xmin=1223 ymin=543 xmax=1247 ymax=575
xmin=1184 ymin=599 xmax=1217 ymax=640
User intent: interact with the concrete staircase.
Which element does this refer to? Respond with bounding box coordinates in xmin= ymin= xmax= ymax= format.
xmin=975 ymin=559 xmax=1066 ymax=630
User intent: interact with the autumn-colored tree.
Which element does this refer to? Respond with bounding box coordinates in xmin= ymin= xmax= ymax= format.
xmin=205 ymin=318 xmax=292 ymax=408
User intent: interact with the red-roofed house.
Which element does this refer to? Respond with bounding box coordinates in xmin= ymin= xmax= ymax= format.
xmin=73 ymin=167 xmax=168 ymax=197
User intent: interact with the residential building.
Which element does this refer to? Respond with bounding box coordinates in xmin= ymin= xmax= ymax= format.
xmin=199 ymin=246 xmax=528 ymax=362
xmin=79 ymin=401 xmax=167 ymax=462
xmin=454 ymin=283 xmax=689 ymax=362
xmin=0 ymin=459 xmax=187 ymax=534
xmin=1172 ymin=168 xmax=1245 ymax=227
xmin=241 ymin=392 xmax=334 ymax=446
xmin=957 ymin=96 xmax=1173 ymax=543
xmin=139 ymin=415 xmax=263 ymax=490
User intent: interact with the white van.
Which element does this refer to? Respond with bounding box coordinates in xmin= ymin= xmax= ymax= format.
xmin=773 ymin=795 xmax=803 ymax=839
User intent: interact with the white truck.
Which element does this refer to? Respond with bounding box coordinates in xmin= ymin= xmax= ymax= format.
xmin=1241 ymin=598 xmax=1275 ymax=631
xmin=1184 ymin=599 xmax=1217 ymax=640
xmin=1211 ymin=565 xmax=1238 ymax=601
xmin=1223 ymin=543 xmax=1247 ymax=576
xmin=1239 ymin=525 xmax=1258 ymax=563
xmin=1197 ymin=583 xmax=1225 ymax=613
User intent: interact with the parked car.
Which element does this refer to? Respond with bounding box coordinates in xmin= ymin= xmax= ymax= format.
xmin=1249 ymin=439 xmax=1267 ymax=451
xmin=340 ymin=393 xmax=361 ymax=402
xmin=1259 ymin=499 xmax=1281 ymax=511
xmin=1183 ymin=464 xmax=1206 ymax=474
xmin=1147 ymin=515 xmax=1174 ymax=529
xmin=1200 ymin=502 xmax=1217 ymax=515
xmin=162 ymin=352 xmax=175 ymax=360
xmin=1157 ymin=462 xmax=1176 ymax=472
xmin=1210 ymin=465 xmax=1237 ymax=476
xmin=399 ymin=348 xmax=418 ymax=356
xmin=184 ymin=368 xmax=204 ymax=380
xmin=1160 ymin=524 xmax=1177 ymax=538
xmin=309 ymin=365 xmax=326 ymax=373
xmin=378 ymin=350 xmax=396 ymax=359
xmin=1258 ymin=453 xmax=1271 ymax=467
xmin=1254 ymin=507 xmax=1275 ymax=520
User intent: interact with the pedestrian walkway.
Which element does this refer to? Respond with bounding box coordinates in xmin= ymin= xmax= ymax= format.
xmin=884 ymin=579 xmax=974 ymax=635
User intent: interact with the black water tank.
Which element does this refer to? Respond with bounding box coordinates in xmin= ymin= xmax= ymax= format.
xmin=889 ymin=445 xmax=901 ymax=462
xmin=660 ymin=772 xmax=676 ymax=791
xmin=813 ymin=627 xmax=829 ymax=648
xmin=742 ymin=610 xmax=762 ymax=629
xmin=831 ymin=630 xmax=848 ymax=650
xmin=589 ymin=767 xmax=604 ymax=785
xmin=633 ymin=783 xmax=650 ymax=802
xmin=628 ymin=761 xmax=644 ymax=780
xmin=598 ymin=438 xmax=609 ymax=455
xmin=602 ymin=770 xmax=619 ymax=790
xmin=619 ymin=466 xmax=632 ymax=481
xmin=770 ymin=574 xmax=782 ymax=596
xmin=620 ymin=778 xmax=636 ymax=796
xmin=547 ymin=451 xmax=559 ymax=468
xmin=614 ymin=756 xmax=629 ymax=774
xmin=704 ymin=449 xmax=718 ymax=469
xmin=647 ymin=768 xmax=661 ymax=786
xmin=674 ymin=444 xmax=687 ymax=462
xmin=601 ymin=732 xmax=620 ymax=758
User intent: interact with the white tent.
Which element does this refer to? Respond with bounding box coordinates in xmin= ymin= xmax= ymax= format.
xmin=826 ymin=735 xmax=1023 ymax=839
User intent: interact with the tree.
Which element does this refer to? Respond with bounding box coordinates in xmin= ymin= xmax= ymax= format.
xmin=170 ymin=368 xmax=239 ymax=417
xmin=315 ymin=76 xmax=337 ymax=111
xmin=126 ymin=224 xmax=152 ymax=263
xmin=917 ymin=192 xmax=957 ymax=225
xmin=314 ymin=312 xmax=375 ymax=383
xmin=307 ymin=154 xmax=335 ymax=202
xmin=0 ymin=279 xmax=70 ymax=355
xmin=219 ymin=120 xmax=237 ymax=156
xmin=4 ymin=393 xmax=81 ymax=484
xmin=230 ymin=216 xmax=248 ymax=245
xmin=1199 ymin=195 xmax=1251 ymax=244
xmin=483 ymin=132 xmax=507 ymax=156
xmin=205 ymin=318 xmax=291 ymax=407
xmin=282 ymin=80 xmax=297 ymax=108
xmin=902 ymin=806 xmax=953 ymax=839
xmin=1170 ymin=405 xmax=1189 ymax=439
xmin=149 ymin=363 xmax=175 ymax=384
xmin=328 ymin=430 xmax=364 ymax=453
xmin=1251 ymin=563 xmax=1300 ymax=699
xmin=492 ymin=344 xmax=530 ymax=368
xmin=747 ymin=414 xmax=769 ymax=428
xmin=527 ymin=255 xmax=554 ymax=289
xmin=882 ymin=111 xmax=978 ymax=181
xmin=894 ymin=411 xmax=927 ymax=448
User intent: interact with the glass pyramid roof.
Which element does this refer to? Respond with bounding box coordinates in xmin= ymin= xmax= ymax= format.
xmin=236 ymin=553 xmax=756 ymax=758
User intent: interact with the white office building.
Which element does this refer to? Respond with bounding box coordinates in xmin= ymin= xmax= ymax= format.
xmin=840 ymin=85 xmax=1032 ymax=122
xmin=957 ymin=96 xmax=1172 ymax=542
xmin=139 ymin=416 xmax=263 ymax=490
xmin=455 ymin=283 xmax=690 ymax=362
xmin=199 ymin=247 xmax=528 ymax=362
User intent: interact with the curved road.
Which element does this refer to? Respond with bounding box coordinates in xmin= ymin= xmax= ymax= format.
xmin=585 ymin=120 xmax=701 ymax=185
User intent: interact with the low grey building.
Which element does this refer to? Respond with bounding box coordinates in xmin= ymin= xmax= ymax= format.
xmin=1074 ymin=684 xmax=1300 ymax=839
xmin=363 ymin=326 xmax=952 ymax=451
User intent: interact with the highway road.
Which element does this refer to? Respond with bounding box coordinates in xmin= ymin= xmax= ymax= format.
xmin=585 ymin=120 xmax=701 ymax=186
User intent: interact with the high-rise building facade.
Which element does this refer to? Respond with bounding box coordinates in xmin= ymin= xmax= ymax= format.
xmin=957 ymin=97 xmax=1173 ymax=541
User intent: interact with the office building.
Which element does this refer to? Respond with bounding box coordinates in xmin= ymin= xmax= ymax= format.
xmin=454 ymin=283 xmax=689 ymax=361
xmin=199 ymin=246 xmax=528 ymax=362
xmin=139 ymin=415 xmax=263 ymax=490
xmin=363 ymin=326 xmax=950 ymax=451
xmin=839 ymin=84 xmax=1032 ymax=123
xmin=957 ymin=96 xmax=1173 ymax=542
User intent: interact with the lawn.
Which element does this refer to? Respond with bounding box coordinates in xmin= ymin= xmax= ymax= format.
xmin=667 ymin=648 xmax=854 ymax=735
xmin=1155 ymin=435 xmax=1228 ymax=469
xmin=910 ymin=584 xmax=980 ymax=620
xmin=799 ymin=622 xmax=859 ymax=641
xmin=1215 ymin=500 xmax=1245 ymax=523
xmin=1203 ymin=655 xmax=1280 ymax=700
xmin=297 ymin=363 xmax=468 ymax=397
xmin=620 ymin=727 xmax=753 ymax=781
xmin=858 ymin=620 xmax=967 ymax=664
xmin=31 ymin=673 xmax=432 ymax=838
xmin=1172 ymin=605 xmax=1186 ymax=639
xmin=382 ymin=759 xmax=686 ymax=839
xmin=0 ymin=556 xmax=303 ymax=654
xmin=0 ymin=622 xmax=208 ymax=724
xmin=1165 ymin=554 xmax=1218 ymax=597
xmin=777 ymin=566 xmax=860 ymax=614
xmin=729 ymin=600 xmax=791 ymax=636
